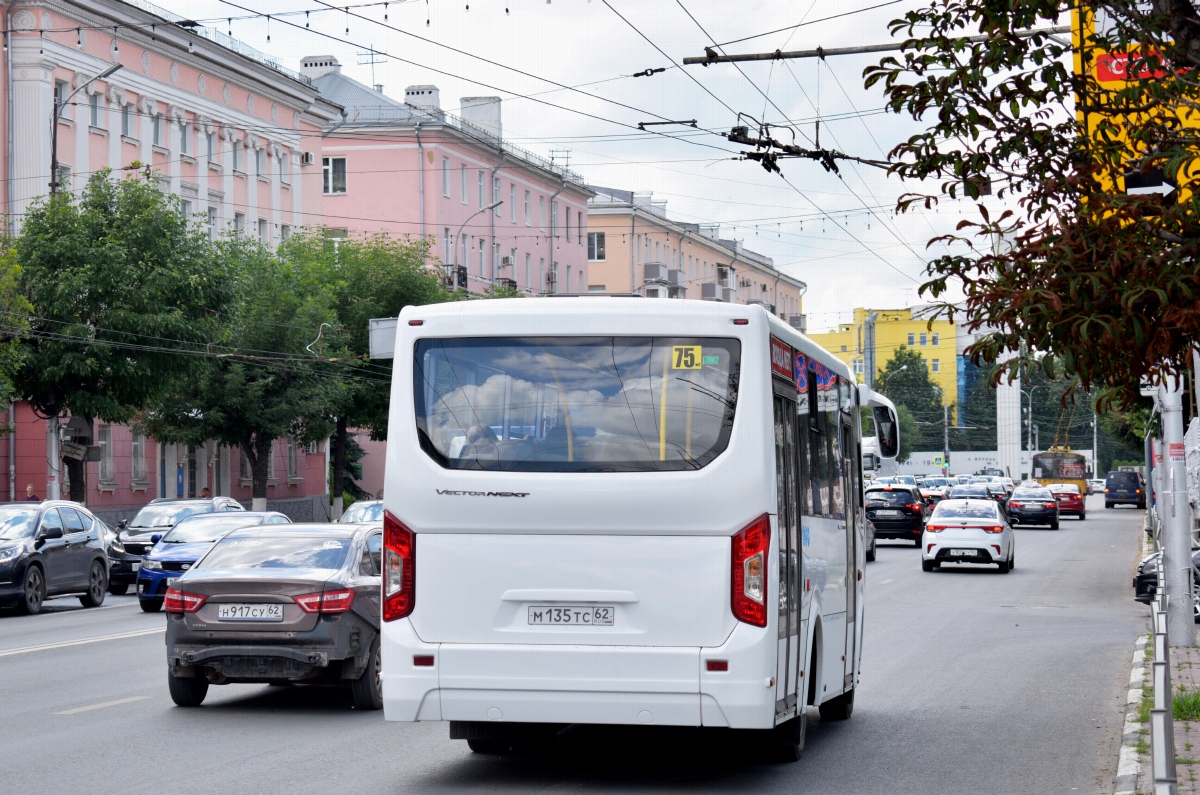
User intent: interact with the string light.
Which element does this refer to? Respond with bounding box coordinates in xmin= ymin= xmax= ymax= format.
xmin=76 ymin=27 xmax=82 ymax=48
xmin=150 ymin=23 xmax=156 ymax=42
xmin=227 ymin=18 xmax=232 ymax=35
xmin=187 ymin=37 xmax=193 ymax=54
xmin=384 ymin=2 xmax=388 ymax=20
xmin=38 ymin=30 xmax=43 ymax=55
xmin=266 ymin=14 xmax=271 ymax=42
xmin=345 ymin=6 xmax=350 ymax=34
xmin=305 ymin=10 xmax=310 ymax=27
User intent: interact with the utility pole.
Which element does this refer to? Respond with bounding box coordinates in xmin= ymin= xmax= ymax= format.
xmin=46 ymin=415 xmax=61 ymax=500
xmin=944 ymin=403 xmax=950 ymax=475
xmin=864 ymin=311 xmax=878 ymax=390
xmin=1160 ymin=378 xmax=1194 ymax=646
xmin=1092 ymin=410 xmax=1099 ymax=479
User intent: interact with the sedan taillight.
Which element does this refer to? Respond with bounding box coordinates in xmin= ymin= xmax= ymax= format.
xmin=925 ymin=524 xmax=946 ymax=533
xmin=982 ymin=525 xmax=1004 ymax=534
xmin=383 ymin=510 xmax=415 ymax=622
xmin=164 ymin=588 xmax=207 ymax=613
xmin=731 ymin=514 xmax=770 ymax=627
xmin=1009 ymin=501 xmax=1024 ymax=509
xmin=294 ymin=588 xmax=356 ymax=614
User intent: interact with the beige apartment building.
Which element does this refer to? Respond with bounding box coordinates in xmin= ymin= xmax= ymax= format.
xmin=586 ymin=187 xmax=806 ymax=324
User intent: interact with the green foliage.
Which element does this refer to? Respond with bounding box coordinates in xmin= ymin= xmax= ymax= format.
xmin=864 ymin=2 xmax=1200 ymax=404
xmin=1175 ymin=688 xmax=1200 ymax=722
xmin=0 ymin=243 xmax=31 ymax=407
xmin=140 ymin=237 xmax=345 ymax=499
xmin=894 ymin=403 xmax=920 ymax=464
xmin=331 ymin=434 xmax=371 ymax=503
xmin=15 ymin=171 xmax=232 ymax=422
xmin=876 ymin=346 xmax=946 ymax=450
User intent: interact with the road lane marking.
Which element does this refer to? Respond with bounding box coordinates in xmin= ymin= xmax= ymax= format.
xmin=55 ymin=696 xmax=150 ymax=715
xmin=0 ymin=627 xmax=164 ymax=658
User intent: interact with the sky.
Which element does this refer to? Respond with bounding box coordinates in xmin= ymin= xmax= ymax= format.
xmin=156 ymin=0 xmax=1010 ymax=331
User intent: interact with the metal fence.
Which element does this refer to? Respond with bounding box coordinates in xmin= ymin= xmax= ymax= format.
xmin=1151 ymin=559 xmax=1178 ymax=794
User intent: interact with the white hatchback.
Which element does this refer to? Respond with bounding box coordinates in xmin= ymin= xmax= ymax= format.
xmin=921 ymin=499 xmax=1015 ymax=573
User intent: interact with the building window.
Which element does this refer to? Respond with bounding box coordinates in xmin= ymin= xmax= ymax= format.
xmin=152 ymin=114 xmax=163 ymax=146
xmin=90 ymin=93 xmax=102 ymax=128
xmin=233 ymin=213 xmax=245 ymax=237
xmin=853 ymin=359 xmax=864 ymax=375
xmin=281 ymin=224 xmax=292 ymax=241
xmin=258 ymin=218 xmax=269 ymax=244
xmin=932 ymin=332 xmax=940 ymax=346
xmin=525 ymin=253 xmax=531 ymax=290
xmin=280 ymin=151 xmax=290 ymax=184
xmin=97 ymin=425 xmax=114 ymax=482
xmin=122 ymin=103 xmax=134 ymax=137
xmin=931 ymin=358 xmax=940 ymax=373
xmin=256 ymin=147 xmax=266 ymax=176
xmin=478 ymin=171 xmax=485 ymax=209
xmin=207 ymin=207 xmax=217 ymax=239
xmin=478 ymin=239 xmax=485 ymax=276
xmin=180 ymin=122 xmax=190 ymax=154
xmin=206 ymin=131 xmax=216 ymax=161
xmin=907 ymin=333 xmax=915 ymax=346
xmin=566 ymin=208 xmax=572 ymax=242
xmin=510 ymin=185 xmax=516 ymax=222
xmin=493 ymin=176 xmax=501 ymax=215
xmin=181 ymin=200 xmax=192 ymax=218
xmin=919 ymin=333 xmax=927 ymax=346
xmin=287 ymin=437 xmax=298 ymax=479
xmin=131 ymin=432 xmax=147 ymax=482
xmin=322 ymin=156 xmax=346 ymax=194
xmin=54 ymin=80 xmax=70 ymax=119
xmin=232 ymin=140 xmax=242 ymax=171
xmin=539 ymin=196 xmax=545 ymax=230
xmin=460 ymin=164 xmax=467 ymax=204
xmin=551 ymin=201 xmax=559 ymax=237
xmin=578 ymin=211 xmax=584 ymax=245
xmin=587 ymin=232 xmax=606 ymax=261
xmin=841 ymin=345 xmax=848 ymax=352
xmin=444 ymin=228 xmax=452 ymax=265
xmin=524 ymin=190 xmax=531 ymax=225
xmin=442 ymin=157 xmax=450 ymax=196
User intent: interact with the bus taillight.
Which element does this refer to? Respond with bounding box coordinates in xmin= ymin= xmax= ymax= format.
xmin=732 ymin=514 xmax=770 ymax=627
xmin=383 ymin=510 xmax=415 ymax=622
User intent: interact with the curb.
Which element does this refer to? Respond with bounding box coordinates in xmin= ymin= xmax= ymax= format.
xmin=1114 ymin=634 xmax=1148 ymax=795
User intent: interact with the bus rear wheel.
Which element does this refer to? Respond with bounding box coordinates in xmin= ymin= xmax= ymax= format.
xmin=818 ymin=688 xmax=854 ymax=721
xmin=768 ymin=712 xmax=806 ymax=762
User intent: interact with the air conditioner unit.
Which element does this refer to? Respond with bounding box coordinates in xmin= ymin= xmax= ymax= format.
xmin=667 ymin=269 xmax=684 ymax=286
xmin=301 ymin=151 xmax=316 ymax=166
xmin=643 ymin=262 xmax=669 ymax=283
xmin=500 ymin=256 xmax=514 ymax=268
xmin=546 ymin=271 xmax=557 ymax=284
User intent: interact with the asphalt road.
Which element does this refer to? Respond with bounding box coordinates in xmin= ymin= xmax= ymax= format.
xmin=0 ymin=494 xmax=1146 ymax=794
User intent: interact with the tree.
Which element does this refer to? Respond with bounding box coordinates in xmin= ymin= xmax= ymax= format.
xmin=864 ymin=2 xmax=1200 ymax=404
xmin=894 ymin=404 xmax=921 ymax=464
xmin=876 ymin=346 xmax=946 ymax=449
xmin=141 ymin=238 xmax=345 ymax=508
xmin=280 ymin=231 xmax=443 ymax=518
xmin=14 ymin=171 xmax=233 ymax=499
xmin=332 ymin=434 xmax=372 ymax=507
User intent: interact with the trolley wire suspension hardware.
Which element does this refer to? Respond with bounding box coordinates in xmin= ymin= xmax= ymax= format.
xmin=727 ymin=123 xmax=887 ymax=175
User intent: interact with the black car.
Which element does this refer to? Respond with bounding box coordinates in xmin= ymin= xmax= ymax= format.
xmin=164 ymin=523 xmax=383 ymax=709
xmin=865 ymin=486 xmax=928 ymax=546
xmin=1106 ymin=470 xmax=1145 ymax=509
xmin=1007 ymin=487 xmax=1060 ymax=529
xmin=110 ymin=497 xmax=245 ymax=594
xmin=1134 ymin=551 xmax=1200 ymax=618
xmin=0 ymin=501 xmax=110 ymax=614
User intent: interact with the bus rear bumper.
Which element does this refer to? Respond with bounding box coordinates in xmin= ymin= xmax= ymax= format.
xmin=380 ymin=620 xmax=777 ymax=729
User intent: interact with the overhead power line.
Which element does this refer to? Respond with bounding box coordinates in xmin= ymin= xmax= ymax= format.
xmin=683 ymin=26 xmax=1071 ymax=65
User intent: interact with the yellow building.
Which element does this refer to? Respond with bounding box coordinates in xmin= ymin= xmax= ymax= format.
xmin=808 ymin=307 xmax=958 ymax=408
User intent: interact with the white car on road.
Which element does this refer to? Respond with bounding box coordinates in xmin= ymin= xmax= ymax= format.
xmin=921 ymin=499 xmax=1015 ymax=573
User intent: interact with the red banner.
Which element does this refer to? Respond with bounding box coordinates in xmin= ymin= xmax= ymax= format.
xmin=770 ymin=337 xmax=793 ymax=380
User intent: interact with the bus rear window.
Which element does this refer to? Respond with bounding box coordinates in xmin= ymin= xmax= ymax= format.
xmin=414 ymin=337 xmax=740 ymax=472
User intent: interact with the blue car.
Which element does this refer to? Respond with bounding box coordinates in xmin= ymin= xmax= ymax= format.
xmin=137 ymin=511 xmax=291 ymax=612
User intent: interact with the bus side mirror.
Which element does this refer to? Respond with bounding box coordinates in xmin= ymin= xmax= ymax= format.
xmin=873 ymin=406 xmax=899 ymax=459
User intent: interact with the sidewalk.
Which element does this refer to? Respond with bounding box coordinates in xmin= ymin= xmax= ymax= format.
xmin=1173 ymin=646 xmax=1200 ymax=792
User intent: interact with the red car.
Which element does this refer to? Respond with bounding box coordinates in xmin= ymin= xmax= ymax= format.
xmin=1049 ymin=484 xmax=1086 ymax=520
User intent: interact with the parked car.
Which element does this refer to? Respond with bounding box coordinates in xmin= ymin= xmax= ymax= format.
xmin=922 ymin=498 xmax=1015 ymax=573
xmin=1049 ymin=483 xmax=1086 ymax=520
xmin=111 ymin=498 xmax=245 ymax=594
xmin=164 ymin=523 xmax=383 ymax=709
xmin=1105 ymin=470 xmax=1146 ymax=509
xmin=865 ymin=485 xmax=928 ymax=546
xmin=0 ymin=501 xmax=110 ymax=614
xmin=137 ymin=512 xmax=291 ymax=612
xmin=1088 ymin=478 xmax=1106 ymax=495
xmin=1007 ymin=486 xmax=1060 ymax=529
xmin=339 ymin=500 xmax=383 ymax=524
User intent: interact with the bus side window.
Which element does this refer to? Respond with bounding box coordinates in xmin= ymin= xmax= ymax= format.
xmin=807 ymin=371 xmax=824 ymax=516
xmin=828 ymin=404 xmax=845 ymax=519
xmin=795 ymin=407 xmax=809 ymax=516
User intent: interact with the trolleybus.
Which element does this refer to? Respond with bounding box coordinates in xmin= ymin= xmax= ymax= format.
xmin=378 ymin=297 xmax=899 ymax=759
xmin=1031 ymin=446 xmax=1089 ymax=493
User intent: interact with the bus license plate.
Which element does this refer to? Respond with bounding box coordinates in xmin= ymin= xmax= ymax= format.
xmin=950 ymin=549 xmax=976 ymax=556
xmin=528 ymin=606 xmax=614 ymax=626
xmin=216 ymin=604 xmax=284 ymax=622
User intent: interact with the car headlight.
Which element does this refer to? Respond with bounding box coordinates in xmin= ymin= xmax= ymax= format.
xmin=0 ymin=545 xmax=20 ymax=563
xmin=142 ymin=559 xmax=163 ymax=571
xmin=108 ymin=538 xmax=125 ymax=554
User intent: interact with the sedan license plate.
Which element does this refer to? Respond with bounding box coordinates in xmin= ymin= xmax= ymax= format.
xmin=528 ymin=605 xmax=614 ymax=626
xmin=131 ymin=563 xmax=140 ymax=572
xmin=950 ymin=549 xmax=977 ymax=556
xmin=216 ymin=603 xmax=284 ymax=622
xmin=876 ymin=509 xmax=901 ymax=516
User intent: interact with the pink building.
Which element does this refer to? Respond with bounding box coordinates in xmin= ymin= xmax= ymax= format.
xmin=0 ymin=0 xmax=342 ymax=522
xmin=303 ymin=57 xmax=594 ymax=295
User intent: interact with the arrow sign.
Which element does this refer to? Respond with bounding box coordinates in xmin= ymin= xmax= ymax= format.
xmin=1124 ymin=167 xmax=1177 ymax=197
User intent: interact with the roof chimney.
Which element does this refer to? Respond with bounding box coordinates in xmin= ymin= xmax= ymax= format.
xmin=300 ymin=55 xmax=342 ymax=79
xmin=374 ymin=84 xmax=384 ymax=93
xmin=460 ymin=96 xmax=502 ymax=139
xmin=405 ymin=85 xmax=440 ymax=111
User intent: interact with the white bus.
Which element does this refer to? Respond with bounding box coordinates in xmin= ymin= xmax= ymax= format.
xmin=379 ymin=298 xmax=899 ymax=759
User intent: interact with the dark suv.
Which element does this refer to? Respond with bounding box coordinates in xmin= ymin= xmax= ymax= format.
xmin=1105 ymin=471 xmax=1145 ymax=509
xmin=865 ymin=485 xmax=928 ymax=546
xmin=0 ymin=501 xmax=110 ymax=614
xmin=110 ymin=498 xmax=245 ymax=594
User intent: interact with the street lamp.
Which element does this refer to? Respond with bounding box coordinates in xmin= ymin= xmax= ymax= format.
xmin=451 ymin=200 xmax=503 ymax=288
xmin=1020 ymin=384 xmax=1046 ymax=478
xmin=51 ymin=63 xmax=123 ymax=195
xmin=880 ymin=364 xmax=908 ymax=391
